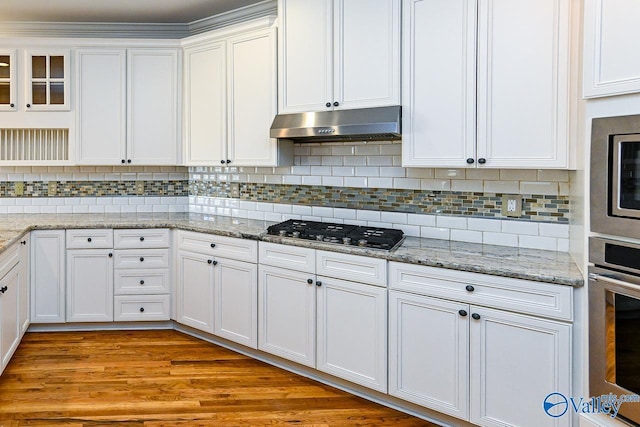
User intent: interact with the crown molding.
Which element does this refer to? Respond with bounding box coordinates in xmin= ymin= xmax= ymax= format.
xmin=188 ymin=0 xmax=277 ymax=36
xmin=0 ymin=0 xmax=278 ymax=39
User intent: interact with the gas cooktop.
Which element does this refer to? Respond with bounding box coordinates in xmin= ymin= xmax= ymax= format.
xmin=267 ymin=219 xmax=404 ymax=251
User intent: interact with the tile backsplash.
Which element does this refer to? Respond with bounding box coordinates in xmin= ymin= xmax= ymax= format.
xmin=0 ymin=142 xmax=574 ymax=252
xmin=188 ymin=141 xmax=573 ymax=252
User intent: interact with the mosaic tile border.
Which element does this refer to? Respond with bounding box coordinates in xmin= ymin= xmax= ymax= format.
xmin=189 ymin=182 xmax=570 ymax=223
xmin=0 ymin=180 xmax=189 ymax=198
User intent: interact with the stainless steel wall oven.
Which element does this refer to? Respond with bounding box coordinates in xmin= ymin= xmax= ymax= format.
xmin=591 ymin=114 xmax=640 ymax=239
xmin=589 ymin=238 xmax=640 ymax=425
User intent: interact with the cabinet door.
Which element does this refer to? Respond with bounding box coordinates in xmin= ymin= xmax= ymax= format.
xmin=227 ymin=28 xmax=279 ymax=166
xmin=469 ymin=306 xmax=571 ymax=427
xmin=213 ymin=258 xmax=258 ymax=348
xmin=128 ymin=49 xmax=179 ymax=165
xmin=76 ymin=49 xmax=127 ymax=165
xmin=317 ymin=276 xmax=388 ymax=392
xmin=278 ymin=0 xmax=333 ymax=113
xmin=389 ymin=291 xmax=469 ymax=419
xmin=66 ymin=249 xmax=114 ymax=322
xmin=584 ymin=0 xmax=640 ymax=97
xmin=18 ymin=237 xmax=29 ymax=335
xmin=25 ymin=50 xmax=70 ymax=111
xmin=0 ymin=50 xmax=17 ymax=111
xmin=31 ymin=230 xmax=66 ymax=323
xmin=0 ymin=263 xmax=21 ymax=372
xmin=258 ymin=265 xmax=316 ymax=367
xmin=334 ymin=0 xmax=401 ymax=110
xmin=184 ymin=42 xmax=226 ymax=166
xmin=176 ymin=250 xmax=215 ymax=334
xmin=476 ymin=0 xmax=570 ymax=168
xmin=401 ymin=0 xmax=476 ymax=167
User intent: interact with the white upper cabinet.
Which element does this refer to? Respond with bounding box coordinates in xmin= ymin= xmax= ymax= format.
xmin=127 ymin=49 xmax=179 ymax=165
xmin=77 ymin=49 xmax=127 ymax=164
xmin=226 ymin=28 xmax=280 ymax=166
xmin=583 ymin=0 xmax=640 ymax=98
xmin=184 ymin=41 xmax=226 ymax=165
xmin=0 ymin=50 xmax=17 ymax=111
xmin=403 ymin=0 xmax=574 ymax=169
xmin=25 ymin=50 xmax=70 ymax=111
xmin=476 ymin=0 xmax=571 ymax=169
xmin=76 ymin=47 xmax=180 ymax=165
xmin=401 ymin=0 xmax=477 ymax=167
xmin=183 ymin=20 xmax=290 ymax=167
xmin=278 ymin=0 xmax=401 ymax=113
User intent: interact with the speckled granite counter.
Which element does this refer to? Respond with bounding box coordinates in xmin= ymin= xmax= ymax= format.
xmin=0 ymin=213 xmax=584 ymax=287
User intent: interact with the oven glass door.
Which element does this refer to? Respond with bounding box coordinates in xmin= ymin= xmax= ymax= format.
xmin=613 ymin=135 xmax=640 ymax=217
xmin=607 ymin=291 xmax=640 ymax=394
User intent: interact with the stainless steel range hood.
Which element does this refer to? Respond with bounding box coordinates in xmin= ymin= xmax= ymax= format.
xmin=270 ymin=106 xmax=401 ymax=142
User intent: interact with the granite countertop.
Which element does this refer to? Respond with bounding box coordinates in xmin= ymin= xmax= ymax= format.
xmin=0 ymin=213 xmax=584 ymax=287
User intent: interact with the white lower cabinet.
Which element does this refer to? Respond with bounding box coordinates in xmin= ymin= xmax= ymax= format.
xmin=389 ymin=291 xmax=469 ymax=419
xmin=469 ymin=306 xmax=571 ymax=427
xmin=176 ymin=231 xmax=258 ymax=348
xmin=258 ymin=242 xmax=388 ymax=391
xmin=214 ymin=258 xmax=258 ymax=348
xmin=18 ymin=236 xmax=29 ymax=334
xmin=317 ymin=276 xmax=387 ymax=393
xmin=258 ymin=264 xmax=316 ymax=367
xmin=66 ymin=249 xmax=114 ymax=322
xmin=389 ymin=262 xmax=572 ymax=427
xmin=176 ymin=250 xmax=215 ymax=334
xmin=0 ymin=243 xmax=23 ymax=373
xmin=31 ymin=230 xmax=66 ymax=323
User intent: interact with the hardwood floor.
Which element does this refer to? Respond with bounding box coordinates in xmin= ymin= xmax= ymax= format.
xmin=0 ymin=330 xmax=435 ymax=426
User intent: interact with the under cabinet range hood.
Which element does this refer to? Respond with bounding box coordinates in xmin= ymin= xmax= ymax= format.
xmin=269 ymin=106 xmax=401 ymax=142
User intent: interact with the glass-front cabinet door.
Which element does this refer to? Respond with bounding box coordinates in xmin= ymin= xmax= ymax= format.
xmin=25 ymin=50 xmax=70 ymax=111
xmin=0 ymin=51 xmax=16 ymax=111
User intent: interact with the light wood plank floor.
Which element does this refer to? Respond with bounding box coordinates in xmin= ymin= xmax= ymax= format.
xmin=0 ymin=330 xmax=435 ymax=426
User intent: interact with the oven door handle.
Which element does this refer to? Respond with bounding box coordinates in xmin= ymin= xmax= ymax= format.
xmin=589 ymin=272 xmax=640 ymax=288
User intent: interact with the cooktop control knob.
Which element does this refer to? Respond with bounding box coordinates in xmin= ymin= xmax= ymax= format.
xmin=292 ymin=231 xmax=301 ymax=238
xmin=358 ymin=239 xmax=368 ymax=246
xmin=316 ymin=235 xmax=324 ymax=241
xmin=279 ymin=230 xmax=287 ymax=236
xmin=342 ymin=237 xmax=351 ymax=245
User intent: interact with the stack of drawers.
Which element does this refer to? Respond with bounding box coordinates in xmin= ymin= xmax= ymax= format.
xmin=113 ymin=229 xmax=171 ymax=321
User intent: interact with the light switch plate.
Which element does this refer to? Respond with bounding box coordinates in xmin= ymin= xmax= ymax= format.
xmin=229 ymin=183 xmax=240 ymax=198
xmin=501 ymin=194 xmax=522 ymax=217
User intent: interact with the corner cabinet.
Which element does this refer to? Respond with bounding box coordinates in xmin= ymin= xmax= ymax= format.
xmin=583 ymin=0 xmax=640 ymax=98
xmin=183 ymin=19 xmax=291 ymax=167
xmin=76 ymin=47 xmax=180 ymax=165
xmin=402 ymin=0 xmax=574 ymax=169
xmin=278 ymin=0 xmax=401 ymax=113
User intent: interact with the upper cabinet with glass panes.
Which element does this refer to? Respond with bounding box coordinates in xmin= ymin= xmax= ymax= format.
xmin=25 ymin=51 xmax=70 ymax=111
xmin=0 ymin=51 xmax=17 ymax=111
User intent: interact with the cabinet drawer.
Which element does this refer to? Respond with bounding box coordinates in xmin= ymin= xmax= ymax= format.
xmin=66 ymin=229 xmax=114 ymax=249
xmin=114 ymin=229 xmax=170 ymax=249
xmin=114 ymin=295 xmax=170 ymax=321
xmin=114 ymin=249 xmax=170 ymax=269
xmin=177 ymin=230 xmax=257 ymax=263
xmin=317 ymin=251 xmax=387 ymax=287
xmin=259 ymin=242 xmax=315 ymax=273
xmin=389 ymin=262 xmax=573 ymax=321
xmin=114 ymin=269 xmax=170 ymax=295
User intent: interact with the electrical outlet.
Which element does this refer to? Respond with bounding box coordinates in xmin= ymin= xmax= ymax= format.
xmin=135 ymin=181 xmax=145 ymax=195
xmin=229 ymin=183 xmax=240 ymax=198
xmin=14 ymin=182 xmax=24 ymax=196
xmin=501 ymin=195 xmax=522 ymax=217
xmin=48 ymin=181 xmax=57 ymax=196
